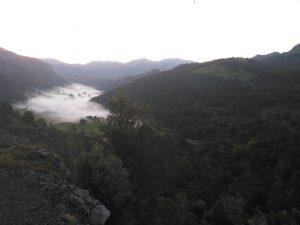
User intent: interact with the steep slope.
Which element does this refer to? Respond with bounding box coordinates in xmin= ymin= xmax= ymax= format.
xmin=94 ymin=57 xmax=300 ymax=138
xmin=0 ymin=103 xmax=110 ymax=225
xmin=253 ymin=43 xmax=300 ymax=71
xmin=92 ymin=57 xmax=300 ymax=225
xmin=41 ymin=58 xmax=88 ymax=81
xmin=0 ymin=48 xmax=65 ymax=102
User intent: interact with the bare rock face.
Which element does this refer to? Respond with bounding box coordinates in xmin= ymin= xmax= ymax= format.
xmin=90 ymin=205 xmax=111 ymax=225
xmin=64 ymin=185 xmax=110 ymax=224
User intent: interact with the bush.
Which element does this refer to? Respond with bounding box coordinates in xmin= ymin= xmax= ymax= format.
xmin=208 ymin=194 xmax=246 ymax=225
xmin=75 ymin=144 xmax=132 ymax=214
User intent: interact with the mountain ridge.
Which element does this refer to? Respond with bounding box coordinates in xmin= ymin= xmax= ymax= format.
xmin=0 ymin=47 xmax=65 ymax=102
xmin=42 ymin=57 xmax=192 ymax=80
xmin=253 ymin=43 xmax=300 ymax=71
xmin=93 ymin=56 xmax=300 ymax=137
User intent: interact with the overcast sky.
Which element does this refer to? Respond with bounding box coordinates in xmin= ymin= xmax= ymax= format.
xmin=1 ymin=0 xmax=300 ymax=63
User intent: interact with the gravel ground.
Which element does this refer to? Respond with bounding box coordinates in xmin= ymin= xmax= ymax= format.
xmin=0 ymin=168 xmax=77 ymax=225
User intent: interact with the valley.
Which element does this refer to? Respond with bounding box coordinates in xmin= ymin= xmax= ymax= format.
xmin=14 ymin=83 xmax=108 ymax=123
xmin=2 ymin=0 xmax=300 ymax=224
xmin=0 ymin=44 xmax=300 ymax=225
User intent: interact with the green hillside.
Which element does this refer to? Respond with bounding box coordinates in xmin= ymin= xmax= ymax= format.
xmin=2 ymin=53 xmax=300 ymax=224
xmin=2 ymin=46 xmax=300 ymax=225
xmin=94 ymin=57 xmax=298 ymax=139
xmin=91 ymin=56 xmax=300 ymax=224
xmin=254 ymin=43 xmax=300 ymax=71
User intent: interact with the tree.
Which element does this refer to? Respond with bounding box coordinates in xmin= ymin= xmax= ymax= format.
xmin=105 ymin=94 xmax=149 ymax=148
xmin=22 ymin=111 xmax=35 ymax=124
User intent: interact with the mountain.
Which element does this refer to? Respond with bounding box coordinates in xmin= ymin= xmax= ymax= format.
xmin=0 ymin=48 xmax=65 ymax=102
xmin=73 ymin=69 xmax=160 ymax=92
xmin=82 ymin=58 xmax=193 ymax=79
xmin=41 ymin=58 xmax=87 ymax=81
xmin=94 ymin=57 xmax=300 ymax=138
xmin=42 ymin=57 xmax=192 ymax=83
xmin=2 ymin=48 xmax=300 ymax=224
xmin=93 ymin=57 xmax=300 ymax=224
xmin=253 ymin=43 xmax=300 ymax=71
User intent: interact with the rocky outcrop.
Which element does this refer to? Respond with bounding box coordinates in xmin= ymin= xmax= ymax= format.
xmin=0 ymin=168 xmax=110 ymax=225
xmin=40 ymin=174 xmax=111 ymax=225
xmin=90 ymin=205 xmax=111 ymax=225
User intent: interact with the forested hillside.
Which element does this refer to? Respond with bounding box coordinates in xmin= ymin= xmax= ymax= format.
xmin=92 ymin=57 xmax=300 ymax=224
xmin=0 ymin=48 xmax=65 ymax=102
xmin=1 ymin=45 xmax=300 ymax=225
xmin=254 ymin=43 xmax=300 ymax=71
xmin=94 ymin=57 xmax=300 ymax=139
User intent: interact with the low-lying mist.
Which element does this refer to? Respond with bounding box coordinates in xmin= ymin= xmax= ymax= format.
xmin=15 ymin=83 xmax=109 ymax=123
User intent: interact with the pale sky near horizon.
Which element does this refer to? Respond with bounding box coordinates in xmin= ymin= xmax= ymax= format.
xmin=1 ymin=0 xmax=300 ymax=64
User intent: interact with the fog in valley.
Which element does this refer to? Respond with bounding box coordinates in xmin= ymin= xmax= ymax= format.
xmin=15 ymin=83 xmax=109 ymax=123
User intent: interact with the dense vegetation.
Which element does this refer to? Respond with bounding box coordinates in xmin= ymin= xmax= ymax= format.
xmin=1 ymin=44 xmax=300 ymax=225
xmin=95 ymin=58 xmax=300 ymax=139
xmin=0 ymin=48 xmax=65 ymax=102
xmin=2 ymin=87 xmax=300 ymax=225
xmin=92 ymin=56 xmax=300 ymax=224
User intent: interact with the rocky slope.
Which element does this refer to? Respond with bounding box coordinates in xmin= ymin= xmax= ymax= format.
xmin=0 ymin=103 xmax=110 ymax=225
xmin=0 ymin=168 xmax=110 ymax=225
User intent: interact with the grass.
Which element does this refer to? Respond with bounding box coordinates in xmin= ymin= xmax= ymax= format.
xmin=54 ymin=121 xmax=104 ymax=136
xmin=193 ymin=64 xmax=256 ymax=81
xmin=0 ymin=144 xmax=61 ymax=177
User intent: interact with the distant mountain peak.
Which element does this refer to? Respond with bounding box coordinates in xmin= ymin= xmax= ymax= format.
xmin=41 ymin=58 xmax=66 ymax=65
xmin=45 ymin=57 xmax=192 ymax=80
xmin=290 ymin=43 xmax=300 ymax=55
xmin=127 ymin=58 xmax=153 ymax=64
xmin=253 ymin=43 xmax=300 ymax=71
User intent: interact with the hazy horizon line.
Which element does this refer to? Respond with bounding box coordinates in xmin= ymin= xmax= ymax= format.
xmin=1 ymin=42 xmax=298 ymax=65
